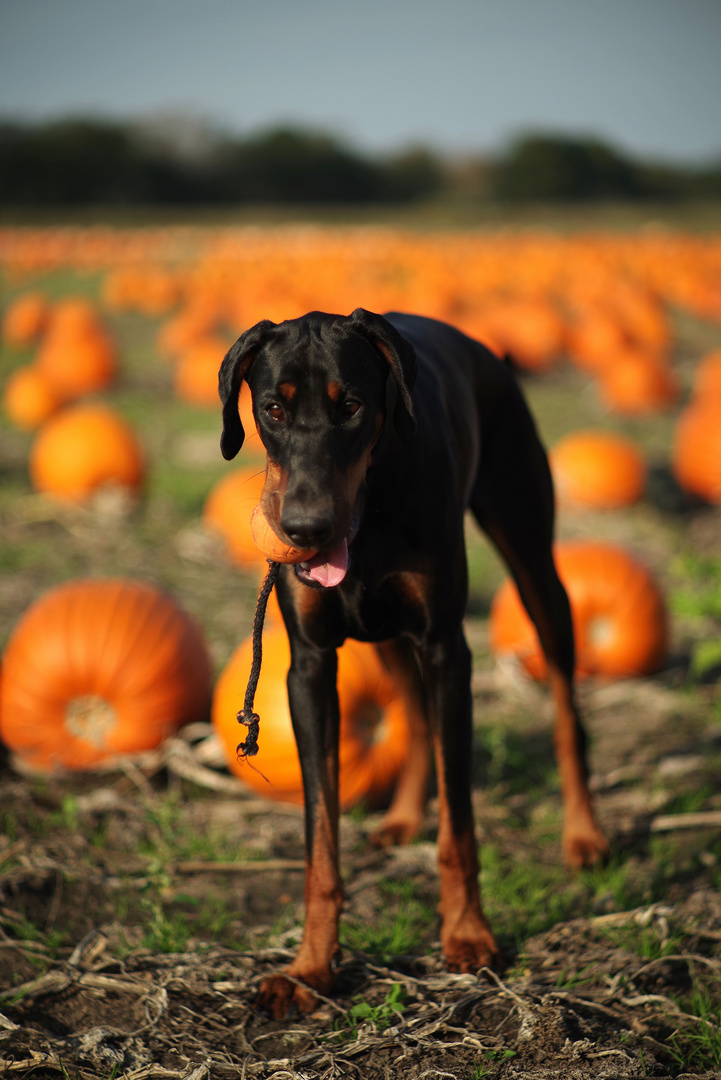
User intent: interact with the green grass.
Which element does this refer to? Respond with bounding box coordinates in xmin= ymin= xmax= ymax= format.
xmin=668 ymin=982 xmax=721 ymax=1072
xmin=332 ymin=983 xmax=407 ymax=1039
xmin=599 ymin=920 xmax=686 ymax=961
xmin=340 ymin=879 xmax=436 ymax=960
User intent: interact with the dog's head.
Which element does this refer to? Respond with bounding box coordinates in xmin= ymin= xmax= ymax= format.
xmin=218 ymin=309 xmax=416 ymax=588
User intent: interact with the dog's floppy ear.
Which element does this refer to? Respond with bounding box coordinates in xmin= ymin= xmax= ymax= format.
xmin=347 ymin=308 xmax=417 ymax=440
xmin=218 ymin=320 xmax=275 ymax=460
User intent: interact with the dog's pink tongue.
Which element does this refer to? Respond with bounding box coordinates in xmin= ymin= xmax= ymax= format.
xmin=306 ymin=539 xmax=348 ymax=588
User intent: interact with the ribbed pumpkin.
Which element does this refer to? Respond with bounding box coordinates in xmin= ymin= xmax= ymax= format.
xmin=35 ymin=298 xmax=117 ymax=400
xmin=490 ymin=541 xmax=668 ymax=679
xmin=672 ymin=401 xmax=721 ymax=504
xmin=212 ymin=627 xmax=410 ymax=808
xmin=0 ymin=579 xmax=213 ymax=770
xmin=1 ymin=291 xmax=50 ymax=348
xmin=203 ymin=466 xmax=268 ymax=567
xmin=549 ymin=431 xmax=646 ymax=509
xmin=29 ymin=403 xmax=145 ymax=501
xmin=2 ymin=365 xmax=64 ymax=430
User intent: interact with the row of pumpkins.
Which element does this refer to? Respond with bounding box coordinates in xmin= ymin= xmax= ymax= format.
xmin=3 ymin=288 xmax=721 ymax=504
xmin=0 ymin=280 xmax=713 ymax=806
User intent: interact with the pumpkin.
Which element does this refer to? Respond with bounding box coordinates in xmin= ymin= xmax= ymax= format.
xmin=549 ymin=430 xmax=646 ymax=509
xmin=1 ymin=291 xmax=49 ymax=348
xmin=29 ymin=403 xmax=145 ymax=501
xmin=173 ymin=336 xmax=232 ymax=406
xmin=692 ymin=349 xmax=721 ymax=401
xmin=0 ymin=579 xmax=213 ymax=770
xmin=203 ymin=466 xmax=268 ymax=567
xmin=212 ymin=627 xmax=410 ymax=808
xmin=597 ymin=349 xmax=679 ymax=414
xmin=2 ymin=365 xmax=64 ymax=430
xmin=566 ymin=309 xmax=629 ymax=373
xmin=672 ymin=400 xmax=721 ymax=504
xmin=35 ymin=298 xmax=117 ymax=400
xmin=156 ymin=304 xmax=220 ymax=360
xmin=476 ymin=296 xmax=565 ymax=372
xmin=489 ymin=541 xmax=668 ymax=680
xmin=249 ymin=504 xmax=316 ymax=564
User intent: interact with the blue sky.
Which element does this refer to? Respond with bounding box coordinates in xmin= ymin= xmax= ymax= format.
xmin=1 ymin=0 xmax=720 ymax=163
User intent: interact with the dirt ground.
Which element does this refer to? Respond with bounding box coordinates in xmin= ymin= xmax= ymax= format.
xmin=1 ymin=575 xmax=720 ymax=1079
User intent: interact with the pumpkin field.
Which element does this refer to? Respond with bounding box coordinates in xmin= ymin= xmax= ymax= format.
xmin=1 ymin=216 xmax=721 ymax=1079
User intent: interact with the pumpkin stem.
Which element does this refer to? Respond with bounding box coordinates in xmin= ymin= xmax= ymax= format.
xmin=237 ymin=558 xmax=280 ymax=761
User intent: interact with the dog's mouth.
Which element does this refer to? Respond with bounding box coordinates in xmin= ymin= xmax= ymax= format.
xmin=291 ymin=490 xmax=364 ymax=590
xmin=294 ymin=538 xmax=350 ymax=589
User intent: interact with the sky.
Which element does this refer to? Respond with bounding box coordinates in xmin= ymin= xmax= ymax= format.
xmin=1 ymin=0 xmax=720 ymax=164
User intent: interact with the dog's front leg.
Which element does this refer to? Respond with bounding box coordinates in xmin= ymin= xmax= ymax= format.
xmin=422 ymin=630 xmax=500 ymax=973
xmin=256 ymin=644 xmax=343 ymax=1018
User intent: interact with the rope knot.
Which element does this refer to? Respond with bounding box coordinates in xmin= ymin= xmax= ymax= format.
xmin=235 ymin=558 xmax=280 ymax=768
xmin=236 ymin=710 xmax=260 ymax=759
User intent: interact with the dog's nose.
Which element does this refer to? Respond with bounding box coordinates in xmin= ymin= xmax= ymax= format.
xmin=281 ymin=507 xmax=336 ymax=550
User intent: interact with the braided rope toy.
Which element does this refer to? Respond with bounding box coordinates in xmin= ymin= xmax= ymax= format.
xmin=236 ymin=505 xmax=316 ymax=760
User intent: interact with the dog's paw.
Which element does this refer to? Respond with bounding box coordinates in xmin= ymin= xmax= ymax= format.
xmin=563 ymin=827 xmax=610 ymax=869
xmin=442 ymin=913 xmax=501 ymax=975
xmin=444 ymin=935 xmax=501 ymax=975
xmin=368 ymin=814 xmax=421 ymax=848
xmin=255 ymin=973 xmax=321 ymax=1019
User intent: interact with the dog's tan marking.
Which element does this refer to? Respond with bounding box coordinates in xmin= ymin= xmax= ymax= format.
xmin=278 ymin=381 xmax=296 ymax=401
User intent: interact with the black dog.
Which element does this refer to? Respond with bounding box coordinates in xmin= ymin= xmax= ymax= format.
xmin=219 ymin=309 xmax=607 ymax=1017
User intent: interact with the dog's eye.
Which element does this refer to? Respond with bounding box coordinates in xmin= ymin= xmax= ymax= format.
xmin=341 ymin=400 xmax=361 ymax=420
xmin=265 ymin=403 xmax=285 ymax=422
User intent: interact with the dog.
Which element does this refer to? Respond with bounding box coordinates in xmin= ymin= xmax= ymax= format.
xmin=218 ymin=309 xmax=608 ymax=1018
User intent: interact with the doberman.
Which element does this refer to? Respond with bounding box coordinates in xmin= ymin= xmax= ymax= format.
xmin=218 ymin=308 xmax=608 ymax=1018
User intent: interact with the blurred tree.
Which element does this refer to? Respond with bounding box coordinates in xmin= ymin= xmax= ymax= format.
xmin=379 ymin=146 xmax=445 ymax=202
xmin=492 ymin=134 xmax=642 ymax=201
xmin=0 ymin=117 xmax=718 ymax=208
xmin=218 ymin=126 xmax=385 ymax=203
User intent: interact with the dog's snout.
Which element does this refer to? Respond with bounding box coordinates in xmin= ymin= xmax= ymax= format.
xmin=281 ymin=505 xmax=336 ymax=549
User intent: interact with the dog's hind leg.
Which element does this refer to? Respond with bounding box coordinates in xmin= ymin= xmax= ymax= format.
xmin=370 ymin=637 xmax=431 ymax=847
xmin=469 ymin=408 xmax=608 ymax=868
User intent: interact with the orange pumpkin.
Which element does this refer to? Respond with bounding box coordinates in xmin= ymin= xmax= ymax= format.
xmin=2 ymin=365 xmax=64 ymax=430
xmin=549 ymin=430 xmax=646 ymax=509
xmin=1 ymin=291 xmax=49 ymax=348
xmin=566 ymin=309 xmax=630 ymax=373
xmin=212 ymin=627 xmax=410 ymax=808
xmin=156 ymin=304 xmax=220 ymax=360
xmin=470 ymin=296 xmax=565 ymax=372
xmin=0 ymin=579 xmax=213 ymax=770
xmin=490 ymin=541 xmax=668 ymax=679
xmin=597 ymin=349 xmax=679 ymax=414
xmin=203 ymin=466 xmax=275 ymax=567
xmin=35 ymin=298 xmax=117 ymax=400
xmin=173 ymin=336 xmax=231 ymax=406
xmin=692 ymin=349 xmax=721 ymax=401
xmin=29 ymin=403 xmax=145 ymax=501
xmin=672 ymin=400 xmax=721 ymax=504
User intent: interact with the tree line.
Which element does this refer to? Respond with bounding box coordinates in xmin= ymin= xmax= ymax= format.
xmin=1 ymin=117 xmax=719 ymax=206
